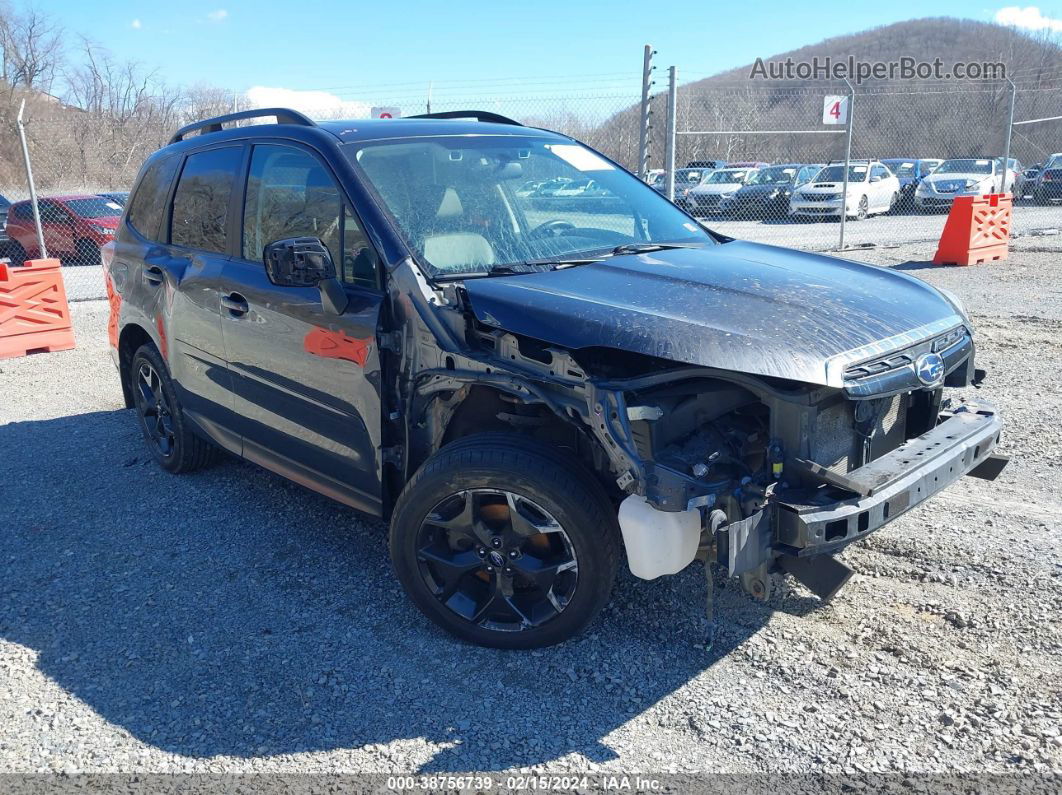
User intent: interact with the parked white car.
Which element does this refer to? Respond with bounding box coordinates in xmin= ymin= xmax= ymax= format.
xmin=552 ymin=178 xmax=599 ymax=197
xmin=684 ymin=167 xmax=758 ymax=214
xmin=789 ymin=161 xmax=900 ymax=220
xmin=914 ymin=158 xmax=1004 ymax=210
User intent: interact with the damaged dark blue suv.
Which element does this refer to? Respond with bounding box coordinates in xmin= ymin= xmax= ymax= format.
xmin=106 ymin=108 xmax=1005 ymax=648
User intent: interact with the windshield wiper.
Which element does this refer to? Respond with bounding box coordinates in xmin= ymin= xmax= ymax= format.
xmin=520 ymin=256 xmax=605 ymax=268
xmin=609 ymin=242 xmax=702 ymax=256
xmin=477 ymin=258 xmax=602 ymax=276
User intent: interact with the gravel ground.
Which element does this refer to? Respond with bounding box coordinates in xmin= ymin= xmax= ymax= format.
xmin=1 ymin=238 xmax=1060 ymax=778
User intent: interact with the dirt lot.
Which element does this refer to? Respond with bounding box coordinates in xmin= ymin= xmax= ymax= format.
xmin=1 ymin=238 xmax=1060 ymax=776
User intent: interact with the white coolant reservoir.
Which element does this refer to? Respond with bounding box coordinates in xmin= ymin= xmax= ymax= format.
xmin=617 ymin=495 xmax=702 ymax=580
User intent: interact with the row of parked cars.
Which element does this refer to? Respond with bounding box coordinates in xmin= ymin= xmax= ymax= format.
xmin=0 ymin=191 xmax=128 ymax=266
xmin=646 ymin=153 xmax=1062 ymax=220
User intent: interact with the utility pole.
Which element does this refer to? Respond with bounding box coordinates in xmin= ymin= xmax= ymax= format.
xmin=16 ymin=99 xmax=47 ymax=259
xmin=638 ymin=45 xmax=655 ymax=180
xmin=665 ymin=66 xmax=677 ymax=201
xmin=427 ymin=81 xmax=433 ymax=114
xmin=1001 ymin=78 xmax=1016 ymax=193
xmin=838 ymin=78 xmax=855 ymax=252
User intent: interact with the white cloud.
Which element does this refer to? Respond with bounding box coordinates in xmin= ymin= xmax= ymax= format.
xmin=994 ymin=5 xmax=1062 ymax=31
xmin=131 ymin=18 xmax=142 ymax=30
xmin=207 ymin=9 xmax=229 ymax=22
xmin=244 ymin=86 xmax=373 ymax=119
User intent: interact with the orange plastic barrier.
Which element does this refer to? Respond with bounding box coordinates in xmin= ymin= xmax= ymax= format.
xmin=0 ymin=258 xmax=76 ymax=359
xmin=932 ymin=193 xmax=1012 ymax=266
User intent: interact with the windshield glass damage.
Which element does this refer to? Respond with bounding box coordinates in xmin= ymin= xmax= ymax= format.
xmin=346 ymin=136 xmax=713 ymax=277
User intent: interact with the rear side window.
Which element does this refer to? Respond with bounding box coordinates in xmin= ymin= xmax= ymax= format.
xmin=127 ymin=155 xmax=179 ymax=241
xmin=170 ymin=147 xmax=242 ymax=254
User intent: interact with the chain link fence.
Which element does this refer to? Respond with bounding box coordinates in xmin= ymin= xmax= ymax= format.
xmin=657 ymin=81 xmax=1062 ymax=250
xmin=2 ymin=80 xmax=1060 ymax=302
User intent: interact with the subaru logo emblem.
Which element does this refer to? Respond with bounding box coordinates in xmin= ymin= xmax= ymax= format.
xmin=489 ymin=550 xmax=505 ymax=567
xmin=915 ymin=352 xmax=945 ymax=386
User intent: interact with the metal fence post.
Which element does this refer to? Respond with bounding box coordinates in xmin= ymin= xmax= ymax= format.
xmin=1001 ymin=79 xmax=1016 ymax=193
xmin=16 ymin=99 xmax=47 ymax=261
xmin=665 ymin=66 xmax=677 ymax=201
xmin=638 ymin=45 xmax=654 ymax=180
xmin=838 ymin=79 xmax=855 ymax=252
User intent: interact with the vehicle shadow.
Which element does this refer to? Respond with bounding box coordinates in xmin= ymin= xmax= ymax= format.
xmin=893 ymin=260 xmax=939 ymax=271
xmin=0 ymin=410 xmax=785 ymax=771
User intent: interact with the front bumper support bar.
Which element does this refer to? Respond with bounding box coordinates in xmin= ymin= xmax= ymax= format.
xmin=774 ymin=400 xmax=1003 ymax=555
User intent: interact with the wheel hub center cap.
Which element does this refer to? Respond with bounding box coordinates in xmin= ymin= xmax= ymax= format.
xmin=488 ymin=550 xmax=505 ymax=567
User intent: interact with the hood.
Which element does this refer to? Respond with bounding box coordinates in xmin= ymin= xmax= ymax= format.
xmin=802 ymin=181 xmax=863 ymax=193
xmin=463 ymin=241 xmax=963 ymax=387
xmin=923 ymin=172 xmax=991 ymax=186
xmin=691 ymin=182 xmax=741 ymax=195
xmin=85 ymin=215 xmax=121 ymax=228
xmin=735 ymin=184 xmax=789 ymax=197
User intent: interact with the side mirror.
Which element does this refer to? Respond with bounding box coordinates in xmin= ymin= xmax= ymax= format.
xmin=263 ymin=236 xmax=347 ymax=315
xmin=264 ymin=237 xmax=336 ymax=287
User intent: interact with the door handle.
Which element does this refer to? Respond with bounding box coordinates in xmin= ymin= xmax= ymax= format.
xmin=143 ymin=265 xmax=164 ymax=286
xmin=221 ymin=292 xmax=249 ymax=316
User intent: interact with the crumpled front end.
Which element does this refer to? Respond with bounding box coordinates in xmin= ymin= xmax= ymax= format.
xmin=583 ymin=338 xmax=1003 ymax=600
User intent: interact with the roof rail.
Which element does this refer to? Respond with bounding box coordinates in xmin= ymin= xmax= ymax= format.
xmin=407 ymin=110 xmax=523 ymax=126
xmin=169 ymin=107 xmax=316 ymax=145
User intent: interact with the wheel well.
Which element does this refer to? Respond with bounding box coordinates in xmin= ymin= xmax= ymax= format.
xmin=117 ymin=324 xmax=154 ymax=408
xmin=437 ymin=384 xmax=619 ymax=500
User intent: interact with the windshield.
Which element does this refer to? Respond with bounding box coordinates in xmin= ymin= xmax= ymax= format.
xmin=65 ymin=198 xmax=123 ymax=218
xmin=748 ymin=166 xmax=796 ymax=185
xmin=704 ymin=169 xmax=749 ymax=184
xmin=814 ymin=165 xmax=868 ymax=182
xmin=347 ymin=136 xmax=713 ymax=276
xmin=888 ymin=161 xmax=917 ymax=177
xmin=675 ymin=169 xmax=706 ymax=184
xmin=936 ymin=159 xmax=993 ymax=175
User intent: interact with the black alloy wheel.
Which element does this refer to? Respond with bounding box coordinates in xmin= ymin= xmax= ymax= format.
xmin=415 ymin=489 xmax=579 ymax=632
xmin=129 ymin=344 xmax=216 ymax=473
xmin=390 ymin=434 xmax=619 ymax=648
xmin=134 ymin=359 xmax=176 ymax=458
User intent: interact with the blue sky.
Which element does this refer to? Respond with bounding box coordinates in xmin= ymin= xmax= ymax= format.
xmin=26 ymin=1 xmax=1062 ymax=109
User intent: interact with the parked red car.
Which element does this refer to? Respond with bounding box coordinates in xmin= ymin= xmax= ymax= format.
xmin=5 ymin=194 xmax=122 ymax=265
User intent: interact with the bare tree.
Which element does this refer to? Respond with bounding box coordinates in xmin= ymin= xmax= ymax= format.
xmin=0 ymin=3 xmax=63 ymax=93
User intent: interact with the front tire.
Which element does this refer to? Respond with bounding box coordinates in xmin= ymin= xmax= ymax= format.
xmin=130 ymin=344 xmax=216 ymax=473
xmin=390 ymin=434 xmax=620 ymax=649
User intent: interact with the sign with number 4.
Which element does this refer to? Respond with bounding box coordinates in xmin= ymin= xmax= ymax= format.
xmin=823 ymin=96 xmax=848 ymax=125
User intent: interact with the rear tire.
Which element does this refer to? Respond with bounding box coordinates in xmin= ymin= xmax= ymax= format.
xmin=390 ymin=434 xmax=620 ymax=649
xmin=130 ymin=344 xmax=216 ymax=474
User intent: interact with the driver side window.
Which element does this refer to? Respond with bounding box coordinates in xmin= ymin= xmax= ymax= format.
xmin=242 ymin=144 xmax=377 ymax=288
